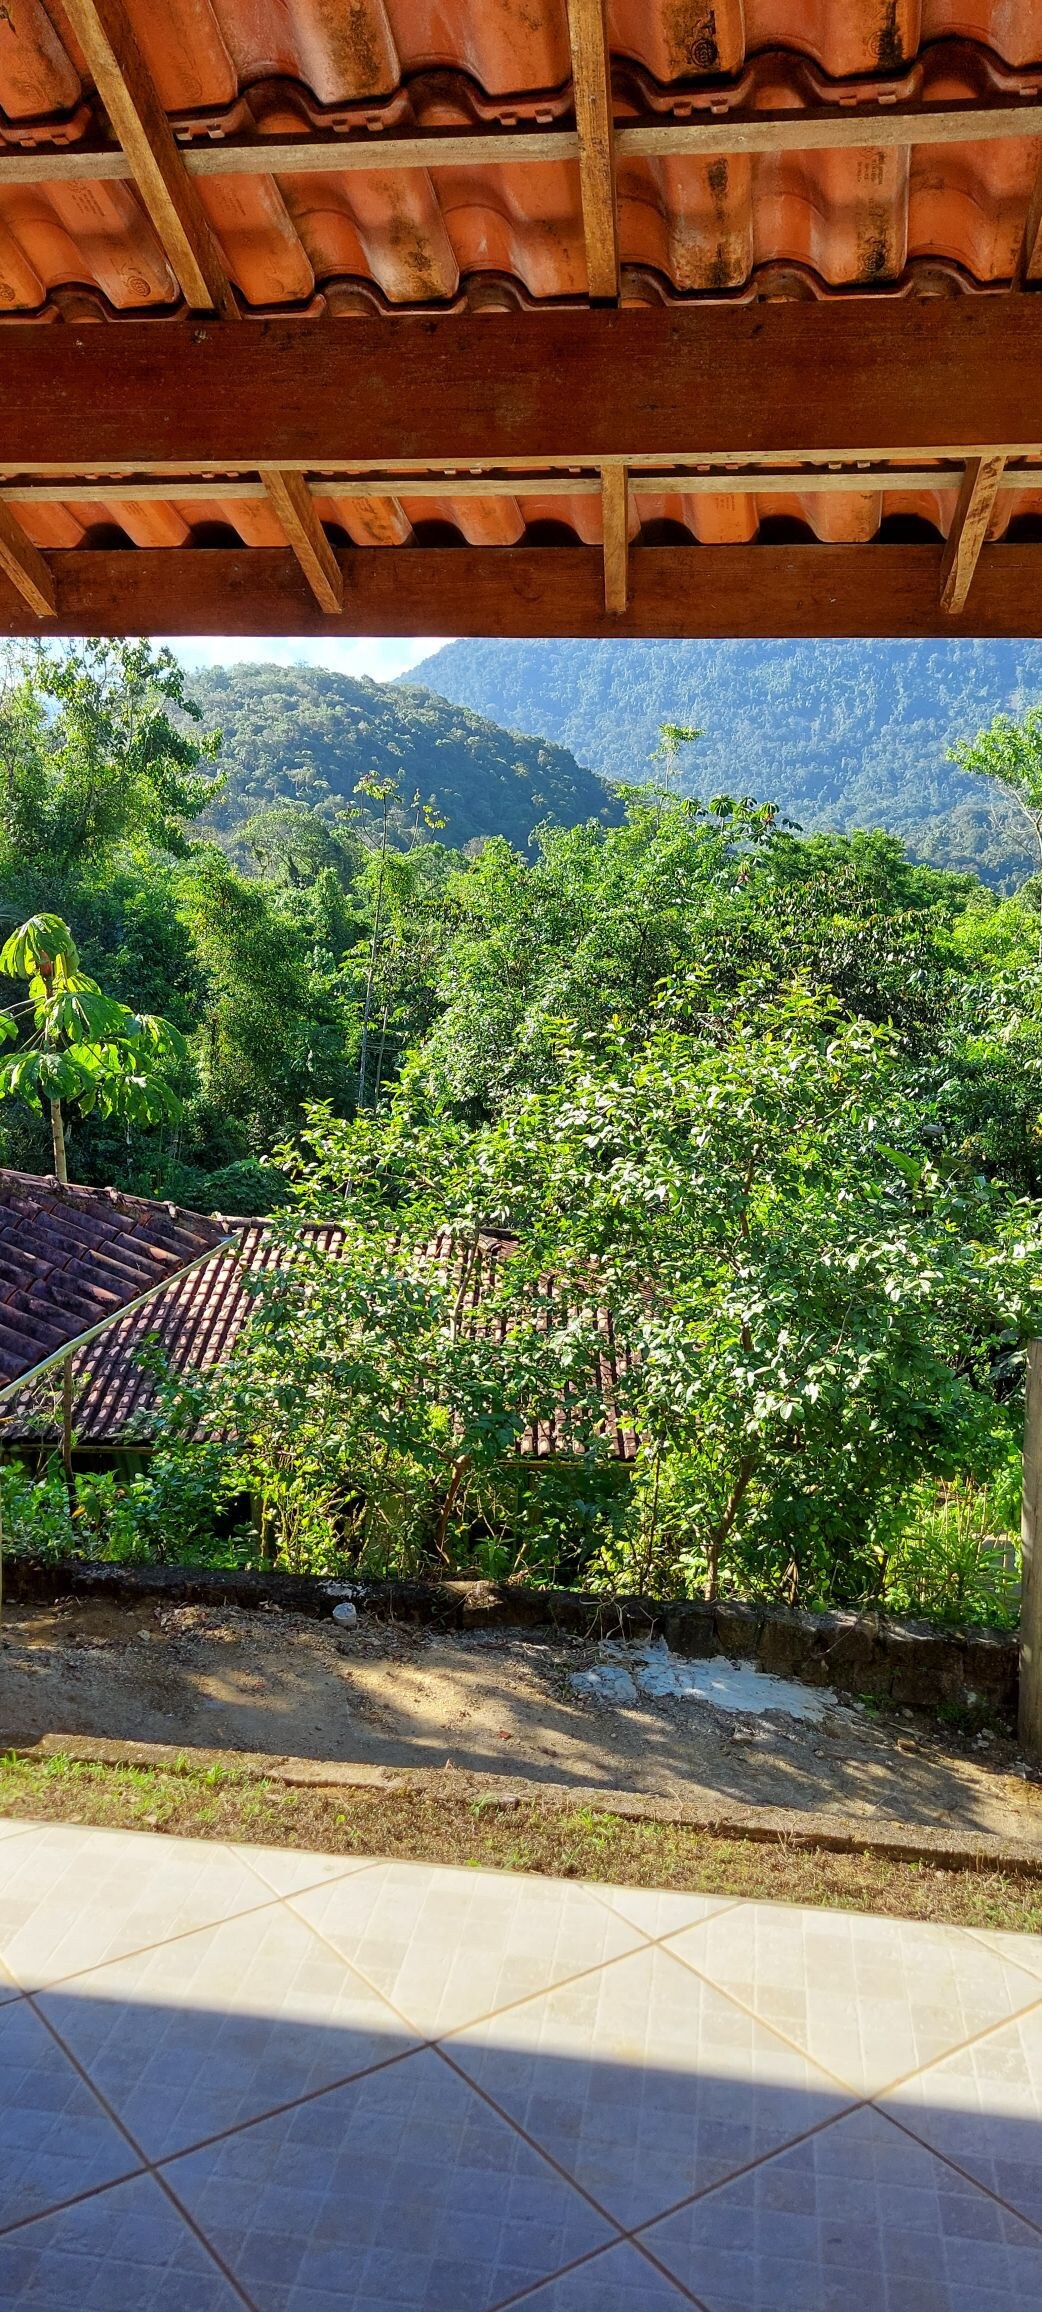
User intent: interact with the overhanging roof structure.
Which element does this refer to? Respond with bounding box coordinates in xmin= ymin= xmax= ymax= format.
xmin=4 ymin=3 xmax=1042 ymax=638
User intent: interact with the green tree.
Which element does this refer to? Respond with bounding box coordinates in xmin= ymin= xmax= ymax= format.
xmin=0 ymin=640 xmax=220 ymax=885
xmin=949 ymin=706 xmax=1042 ymax=955
xmin=0 ymin=911 xmax=187 ymax=1491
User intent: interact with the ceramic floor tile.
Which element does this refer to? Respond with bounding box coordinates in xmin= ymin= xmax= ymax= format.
xmin=594 ymin=1887 xmax=738 ymax=1942
xmin=0 ymin=1957 xmax=20 ymax=2009
xmin=230 ymin=1843 xmax=374 ymax=1900
xmin=40 ymin=1900 xmax=416 ymax=2160
xmin=668 ymin=1901 xmax=1042 ymax=2094
xmin=509 ymin=2240 xmax=692 ymax=2308
xmin=0 ymin=1819 xmax=35 ymax=1841
xmin=0 ymin=2171 xmax=243 ymax=2309
xmin=641 ymin=2103 xmax=1042 ymax=2311
xmin=0 ymin=1997 xmax=139 ymax=2232
xmin=290 ymin=1861 xmax=646 ymax=2036
xmin=882 ymin=2001 xmax=1042 ymax=2230
xmin=0 ymin=1823 xmax=277 ymax=1988
xmin=167 ymin=2043 xmax=614 ymax=2311
xmin=450 ymin=1941 xmax=848 ymax=2232
xmin=967 ymin=1926 xmax=1042 ymax=1984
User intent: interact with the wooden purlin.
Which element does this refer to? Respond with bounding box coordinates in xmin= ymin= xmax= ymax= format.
xmin=565 ymin=0 xmax=619 ymax=301
xmin=59 ymin=0 xmax=236 ymax=318
xmin=6 ymin=306 xmax=1042 ymax=470
xmin=5 ymin=544 xmax=1042 ymax=641
xmin=939 ymin=456 xmax=1007 ymax=614
xmin=0 ymin=500 xmax=56 ymax=620
xmin=8 ymin=95 xmax=1042 ymax=190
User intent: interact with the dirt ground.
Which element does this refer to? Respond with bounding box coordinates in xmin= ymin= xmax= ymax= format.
xmin=2 ymin=1595 xmax=1040 ymax=1849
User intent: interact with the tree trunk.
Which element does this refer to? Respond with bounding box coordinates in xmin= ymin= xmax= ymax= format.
xmin=49 ymin=1100 xmax=68 ymax=1185
xmin=1019 ymin=1339 xmax=1042 ymax=1761
xmin=61 ymin=1355 xmax=76 ymax=1513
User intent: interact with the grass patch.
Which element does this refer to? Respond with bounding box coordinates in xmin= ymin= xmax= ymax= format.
xmin=1 ymin=1749 xmax=1041 ymax=1936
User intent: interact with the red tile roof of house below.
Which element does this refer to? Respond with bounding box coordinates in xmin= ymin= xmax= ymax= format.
xmin=0 ymin=1171 xmax=232 ymax=1396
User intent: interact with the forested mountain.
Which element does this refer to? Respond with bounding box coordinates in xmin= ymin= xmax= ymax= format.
xmin=409 ymin=639 xmax=1042 ymax=887
xmin=186 ymin=663 xmax=620 ymax=852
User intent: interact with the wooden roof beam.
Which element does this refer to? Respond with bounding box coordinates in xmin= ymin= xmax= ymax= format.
xmin=5 ymin=542 xmax=1042 ymax=640
xmin=260 ymin=468 xmax=343 ymax=615
xmin=0 ymin=501 xmax=56 ymax=619
xmin=566 ymin=0 xmax=619 ymax=302
xmin=600 ymin=462 xmax=627 ymax=611
xmin=940 ymin=454 xmax=1006 ymax=613
xmin=59 ymin=0 xmax=236 ymax=317
xmin=7 ymin=306 xmax=1042 ymax=470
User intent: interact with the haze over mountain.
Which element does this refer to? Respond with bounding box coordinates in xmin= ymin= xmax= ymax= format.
xmin=408 ymin=639 xmax=1042 ymax=887
xmin=186 ymin=663 xmax=621 ymax=853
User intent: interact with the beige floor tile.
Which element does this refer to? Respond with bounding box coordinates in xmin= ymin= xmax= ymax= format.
xmin=167 ymin=2044 xmax=614 ymax=2310
xmin=230 ymin=1840 xmax=376 ymax=1898
xmin=882 ymin=2000 xmax=1042 ymax=2231
xmin=667 ymin=1900 xmax=1042 ymax=2094
xmin=0 ymin=1820 xmax=35 ymax=1842
xmin=967 ymin=1924 xmax=1042 ymax=1983
xmin=0 ymin=2172 xmax=243 ymax=2308
xmin=39 ymin=1898 xmax=416 ymax=2159
xmin=507 ymin=2240 xmax=691 ymax=2307
xmin=450 ymin=1941 xmax=848 ymax=2230
xmin=290 ymin=1860 xmax=647 ymax=2035
xmin=0 ymin=1958 xmax=19 ymax=2009
xmin=594 ymin=1886 xmax=739 ymax=1941
xmin=0 ymin=1822 xmax=278 ymax=1989
xmin=0 ymin=1996 xmax=138 ymax=2232
xmin=641 ymin=2102 xmax=1042 ymax=2311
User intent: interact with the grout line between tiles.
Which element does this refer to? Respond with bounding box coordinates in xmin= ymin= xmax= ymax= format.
xmin=230 ymin=1844 xmax=383 ymax=1903
xmin=963 ymin=1922 xmax=1042 ymax=1988
xmin=489 ymin=2229 xmax=710 ymax=2312
xmin=150 ymin=2039 xmax=426 ymax=2170
xmin=432 ymin=2038 xmax=633 ymax=2238
xmin=653 ymin=1924 xmax=1042 ymax=2103
xmin=11 ymin=1990 xmax=260 ymax=2308
xmin=875 ymin=2097 xmax=1042 ymax=2238
xmin=0 ymin=2165 xmax=146 ymax=2242
xmin=624 ymin=2099 xmax=865 ymax=2242
xmin=0 ymin=1884 xmax=303 ymax=1999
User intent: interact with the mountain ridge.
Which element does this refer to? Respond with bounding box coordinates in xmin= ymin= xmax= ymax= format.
xmin=406 ymin=638 xmax=1042 ymax=887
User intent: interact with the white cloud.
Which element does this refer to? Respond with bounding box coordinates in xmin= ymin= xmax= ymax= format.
xmin=163 ymin=636 xmax=451 ymax=682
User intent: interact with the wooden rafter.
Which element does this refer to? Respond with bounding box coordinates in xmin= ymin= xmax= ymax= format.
xmin=59 ymin=0 xmax=236 ymax=317
xmin=939 ymin=454 xmax=1006 ymax=614
xmin=3 ymin=544 xmax=1042 ymax=642
xmin=260 ymin=469 xmax=343 ymax=614
xmin=4 ymin=306 xmax=1042 ymax=471
xmin=600 ymin=463 xmax=628 ymax=612
xmin=565 ymin=0 xmax=618 ymax=301
xmin=0 ymin=501 xmax=56 ymax=620
xmin=59 ymin=7 xmax=347 ymax=610
xmin=8 ymin=97 xmax=1042 ymax=189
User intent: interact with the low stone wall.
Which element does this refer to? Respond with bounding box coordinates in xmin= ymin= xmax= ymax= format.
xmin=4 ymin=1557 xmax=1018 ymax=1715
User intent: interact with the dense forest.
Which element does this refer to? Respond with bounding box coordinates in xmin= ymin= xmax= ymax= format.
xmin=412 ymin=638 xmax=1042 ymax=887
xmin=3 ymin=639 xmax=1042 ymax=1627
xmin=185 ymin=663 xmax=619 ymax=854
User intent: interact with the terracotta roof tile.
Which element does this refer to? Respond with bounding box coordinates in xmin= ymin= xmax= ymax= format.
xmin=3 ymin=1220 xmax=637 ymax=1462
xmin=3 ymin=5 xmax=1042 ymax=580
xmin=0 ymin=1171 xmax=232 ymax=1395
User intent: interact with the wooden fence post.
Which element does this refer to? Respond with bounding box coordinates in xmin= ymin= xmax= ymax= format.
xmin=1020 ymin=1337 xmax=1042 ymax=1759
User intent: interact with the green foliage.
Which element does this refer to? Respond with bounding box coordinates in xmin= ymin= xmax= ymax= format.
xmin=0 ymin=912 xmax=186 ymax=1145
xmin=184 ymin=662 xmax=620 ymax=853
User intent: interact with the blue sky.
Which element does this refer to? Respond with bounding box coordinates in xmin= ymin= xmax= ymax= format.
xmin=168 ymin=636 xmax=449 ymax=681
